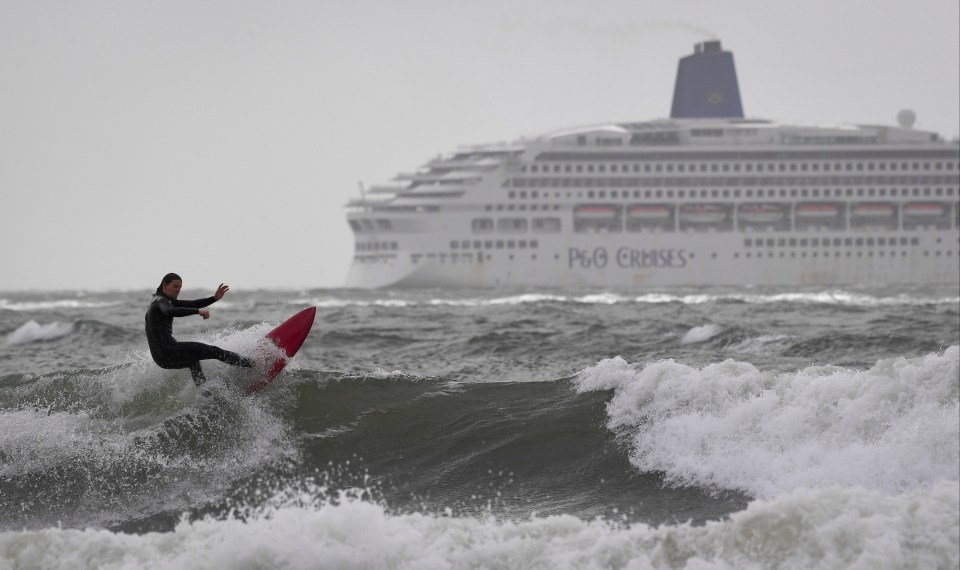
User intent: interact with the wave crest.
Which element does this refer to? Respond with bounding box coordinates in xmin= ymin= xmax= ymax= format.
xmin=575 ymin=347 xmax=960 ymax=498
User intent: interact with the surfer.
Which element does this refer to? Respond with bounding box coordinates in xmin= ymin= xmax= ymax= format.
xmin=145 ymin=273 xmax=253 ymax=385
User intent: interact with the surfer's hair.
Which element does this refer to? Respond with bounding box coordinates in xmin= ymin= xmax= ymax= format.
xmin=155 ymin=272 xmax=182 ymax=296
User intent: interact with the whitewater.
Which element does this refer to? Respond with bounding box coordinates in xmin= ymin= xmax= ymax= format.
xmin=0 ymin=285 xmax=957 ymax=569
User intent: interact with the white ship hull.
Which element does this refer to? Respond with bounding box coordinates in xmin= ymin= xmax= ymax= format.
xmin=347 ymin=227 xmax=959 ymax=288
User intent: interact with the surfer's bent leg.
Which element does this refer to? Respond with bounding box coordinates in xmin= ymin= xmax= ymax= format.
xmin=155 ymin=342 xmax=253 ymax=385
xmin=189 ymin=362 xmax=207 ymax=386
xmin=172 ymin=342 xmax=254 ymax=368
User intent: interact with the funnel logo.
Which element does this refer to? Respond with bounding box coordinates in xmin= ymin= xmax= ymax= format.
xmin=707 ymin=92 xmax=724 ymax=105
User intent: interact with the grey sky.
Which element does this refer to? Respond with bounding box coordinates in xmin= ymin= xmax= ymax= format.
xmin=2 ymin=0 xmax=958 ymax=291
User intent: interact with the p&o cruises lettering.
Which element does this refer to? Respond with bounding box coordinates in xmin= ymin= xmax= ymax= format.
xmin=568 ymin=247 xmax=688 ymax=270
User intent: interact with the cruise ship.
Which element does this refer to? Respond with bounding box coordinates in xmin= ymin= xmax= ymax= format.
xmin=346 ymin=40 xmax=960 ymax=288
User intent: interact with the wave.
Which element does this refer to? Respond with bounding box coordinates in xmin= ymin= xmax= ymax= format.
xmin=679 ymin=324 xmax=722 ymax=345
xmin=1 ymin=481 xmax=955 ymax=570
xmin=0 ymin=299 xmax=121 ymax=312
xmin=289 ymin=288 xmax=960 ymax=309
xmin=1 ymin=319 xmax=134 ymax=348
xmin=4 ymin=321 xmax=74 ymax=345
xmin=575 ymin=346 xmax=960 ymax=499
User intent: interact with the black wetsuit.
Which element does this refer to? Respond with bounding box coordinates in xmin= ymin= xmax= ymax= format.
xmin=145 ymin=294 xmax=252 ymax=385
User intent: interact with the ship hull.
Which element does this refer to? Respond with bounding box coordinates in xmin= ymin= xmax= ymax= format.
xmin=346 ymin=227 xmax=959 ymax=288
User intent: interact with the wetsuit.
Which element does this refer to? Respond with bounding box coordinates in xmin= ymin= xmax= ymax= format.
xmin=145 ymin=294 xmax=252 ymax=385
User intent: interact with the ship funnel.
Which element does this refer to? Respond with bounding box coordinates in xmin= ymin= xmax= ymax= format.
xmin=670 ymin=40 xmax=744 ymax=119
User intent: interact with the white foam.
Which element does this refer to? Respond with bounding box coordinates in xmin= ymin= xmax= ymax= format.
xmin=4 ymin=320 xmax=74 ymax=345
xmin=0 ymin=482 xmax=955 ymax=570
xmin=0 ymin=299 xmax=120 ymax=311
xmin=0 ymin=408 xmax=119 ymax=477
xmin=680 ymin=324 xmax=722 ymax=345
xmin=290 ymin=289 xmax=959 ymax=309
xmin=633 ymin=290 xmax=960 ymax=306
xmin=575 ymin=347 xmax=960 ymax=498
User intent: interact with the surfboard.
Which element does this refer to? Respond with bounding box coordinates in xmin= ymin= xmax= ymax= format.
xmin=243 ymin=306 xmax=316 ymax=395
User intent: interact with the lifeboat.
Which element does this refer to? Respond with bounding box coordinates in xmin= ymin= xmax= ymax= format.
xmin=627 ymin=205 xmax=672 ymax=220
xmin=574 ymin=205 xmax=618 ymax=219
xmin=738 ymin=203 xmax=785 ymax=223
xmin=796 ymin=203 xmax=840 ymax=219
xmin=852 ymin=203 xmax=895 ymax=218
xmin=679 ymin=204 xmax=727 ymax=224
xmin=903 ymin=203 xmax=945 ymax=217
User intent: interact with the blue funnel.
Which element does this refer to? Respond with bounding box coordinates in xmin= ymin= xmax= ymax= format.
xmin=670 ymin=40 xmax=744 ymax=119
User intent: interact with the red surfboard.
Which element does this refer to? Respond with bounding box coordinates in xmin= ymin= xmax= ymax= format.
xmin=244 ymin=306 xmax=316 ymax=395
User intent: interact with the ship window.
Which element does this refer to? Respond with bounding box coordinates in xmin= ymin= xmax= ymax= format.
xmin=533 ymin=218 xmax=561 ymax=233
xmin=474 ymin=241 xmax=482 ymax=249
xmin=531 ymin=240 xmax=539 ymax=248
xmin=497 ymin=218 xmax=527 ymax=232
xmin=519 ymin=240 xmax=527 ymax=248
xmin=507 ymin=240 xmax=515 ymax=248
xmin=496 ymin=241 xmax=504 ymax=249
xmin=450 ymin=241 xmax=458 ymax=250
xmin=484 ymin=240 xmax=493 ymax=248
xmin=472 ymin=218 xmax=494 ymax=233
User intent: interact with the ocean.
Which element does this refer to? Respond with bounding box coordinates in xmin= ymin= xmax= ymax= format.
xmin=0 ymin=285 xmax=957 ymax=569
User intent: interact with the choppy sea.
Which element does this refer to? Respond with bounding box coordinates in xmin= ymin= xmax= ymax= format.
xmin=0 ymin=285 xmax=958 ymax=569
